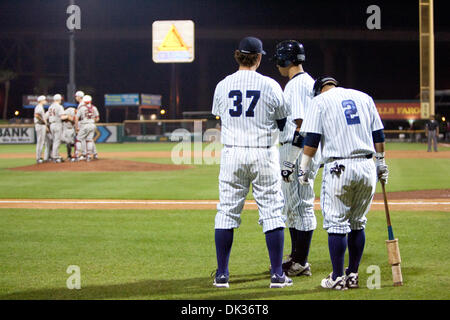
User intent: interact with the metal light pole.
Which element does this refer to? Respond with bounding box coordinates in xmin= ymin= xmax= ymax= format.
xmin=419 ymin=0 xmax=435 ymax=119
xmin=67 ymin=0 xmax=76 ymax=103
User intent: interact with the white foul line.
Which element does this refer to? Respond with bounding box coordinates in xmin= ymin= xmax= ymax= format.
xmin=0 ymin=200 xmax=449 ymax=206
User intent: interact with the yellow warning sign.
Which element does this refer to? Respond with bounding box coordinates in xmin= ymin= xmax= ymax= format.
xmin=152 ymin=20 xmax=194 ymax=63
xmin=158 ymin=25 xmax=189 ymax=51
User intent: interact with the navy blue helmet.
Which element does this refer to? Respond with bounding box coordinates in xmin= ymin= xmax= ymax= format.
xmin=272 ymin=40 xmax=305 ymax=67
xmin=313 ymin=76 xmax=339 ymax=97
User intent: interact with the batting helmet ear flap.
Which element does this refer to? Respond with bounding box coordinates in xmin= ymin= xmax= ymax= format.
xmin=313 ymin=76 xmax=338 ymax=97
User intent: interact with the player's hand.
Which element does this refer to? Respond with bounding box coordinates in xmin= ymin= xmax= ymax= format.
xmin=281 ymin=161 xmax=295 ymax=183
xmin=298 ymin=169 xmax=310 ymax=185
xmin=377 ymin=164 xmax=389 ymax=184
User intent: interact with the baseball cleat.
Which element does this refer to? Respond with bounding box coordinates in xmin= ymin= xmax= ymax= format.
xmin=270 ymin=273 xmax=293 ymax=288
xmin=86 ymin=155 xmax=91 ymax=162
xmin=37 ymin=159 xmax=44 ymax=164
xmin=269 ymin=255 xmax=292 ymax=273
xmin=78 ymin=155 xmax=86 ymax=161
xmin=213 ymin=273 xmax=229 ymax=288
xmin=286 ymin=262 xmax=312 ymax=277
xmin=320 ymin=272 xmax=347 ymax=290
xmin=93 ymin=154 xmax=99 ymax=160
xmin=345 ymin=269 xmax=359 ymax=289
xmin=54 ymin=158 xmax=62 ymax=163
xmin=282 ymin=254 xmax=292 ymax=264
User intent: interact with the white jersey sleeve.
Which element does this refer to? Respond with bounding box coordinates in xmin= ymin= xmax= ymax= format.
xmin=288 ymin=73 xmax=314 ymax=121
xmin=369 ymin=97 xmax=384 ymax=132
xmin=34 ymin=104 xmax=46 ymax=124
xmin=301 ymin=98 xmax=323 ymax=135
xmin=212 ymin=83 xmax=223 ymax=117
xmin=281 ymin=73 xmax=314 ymax=143
xmin=271 ymin=81 xmax=289 ymax=120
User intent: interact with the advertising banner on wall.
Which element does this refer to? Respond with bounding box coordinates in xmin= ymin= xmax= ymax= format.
xmin=375 ymin=101 xmax=421 ymax=120
xmin=0 ymin=126 xmax=35 ymax=144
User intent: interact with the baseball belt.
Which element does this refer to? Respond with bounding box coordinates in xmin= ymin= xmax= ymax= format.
xmin=327 ymin=153 xmax=373 ymax=163
xmin=224 ymin=144 xmax=272 ymax=149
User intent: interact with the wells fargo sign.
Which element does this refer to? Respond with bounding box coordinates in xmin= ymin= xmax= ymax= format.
xmin=374 ymin=101 xmax=421 ymax=120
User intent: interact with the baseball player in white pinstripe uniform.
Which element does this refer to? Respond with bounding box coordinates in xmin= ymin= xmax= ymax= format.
xmin=299 ymin=77 xmax=388 ymax=290
xmin=212 ymin=37 xmax=293 ymax=289
xmin=272 ymin=40 xmax=321 ymax=277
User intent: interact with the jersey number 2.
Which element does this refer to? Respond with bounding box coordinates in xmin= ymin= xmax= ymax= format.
xmin=341 ymin=99 xmax=361 ymax=125
xmin=228 ymin=90 xmax=260 ymax=117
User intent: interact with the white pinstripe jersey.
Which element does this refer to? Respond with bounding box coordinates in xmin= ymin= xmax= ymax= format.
xmin=280 ymin=72 xmax=315 ymax=143
xmin=212 ymin=70 xmax=289 ymax=147
xmin=301 ymin=87 xmax=384 ymax=162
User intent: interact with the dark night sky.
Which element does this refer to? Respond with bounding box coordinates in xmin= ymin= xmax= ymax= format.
xmin=0 ymin=0 xmax=449 ymax=120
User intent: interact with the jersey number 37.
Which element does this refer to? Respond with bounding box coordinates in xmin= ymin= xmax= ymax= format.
xmin=228 ymin=90 xmax=260 ymax=117
xmin=341 ymin=99 xmax=361 ymax=125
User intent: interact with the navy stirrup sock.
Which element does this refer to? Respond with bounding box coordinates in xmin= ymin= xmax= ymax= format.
xmin=289 ymin=228 xmax=297 ymax=258
xmin=328 ymin=233 xmax=347 ymax=280
xmin=293 ymin=230 xmax=314 ymax=266
xmin=215 ymin=229 xmax=234 ymax=276
xmin=347 ymin=229 xmax=365 ymax=274
xmin=265 ymin=227 xmax=284 ymax=276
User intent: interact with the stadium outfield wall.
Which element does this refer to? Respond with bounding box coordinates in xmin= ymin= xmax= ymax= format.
xmin=0 ymin=120 xmax=431 ymax=144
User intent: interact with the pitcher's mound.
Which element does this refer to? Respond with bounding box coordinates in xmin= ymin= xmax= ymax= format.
xmin=10 ymin=159 xmax=191 ymax=172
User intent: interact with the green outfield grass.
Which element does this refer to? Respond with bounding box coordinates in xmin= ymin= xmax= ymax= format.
xmin=0 ymin=142 xmax=449 ymax=300
xmin=0 ymin=208 xmax=449 ymax=300
xmin=0 ymin=142 xmax=448 ymax=199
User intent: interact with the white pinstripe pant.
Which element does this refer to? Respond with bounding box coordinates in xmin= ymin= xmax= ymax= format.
xmin=215 ymin=145 xmax=286 ymax=233
xmin=321 ymin=158 xmax=376 ymax=234
xmin=279 ymin=143 xmax=318 ymax=231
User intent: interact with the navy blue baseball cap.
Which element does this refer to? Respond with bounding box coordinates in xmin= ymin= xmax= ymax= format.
xmin=238 ymin=37 xmax=266 ymax=55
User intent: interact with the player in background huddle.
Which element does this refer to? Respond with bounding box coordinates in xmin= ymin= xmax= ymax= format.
xmin=43 ymin=110 xmax=53 ymax=162
xmin=34 ymin=95 xmax=48 ymax=164
xmin=272 ymin=40 xmax=320 ymax=277
xmin=74 ymin=95 xmax=99 ymax=161
xmin=75 ymin=91 xmax=84 ymax=107
xmin=75 ymin=90 xmax=99 ymax=159
xmin=48 ymin=94 xmax=67 ymax=163
xmin=212 ymin=36 xmax=292 ymax=289
xmin=299 ymin=77 xmax=388 ymax=290
xmin=62 ymin=105 xmax=76 ymax=160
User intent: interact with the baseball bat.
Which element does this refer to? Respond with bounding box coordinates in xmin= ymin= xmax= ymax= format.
xmin=381 ymin=181 xmax=403 ymax=286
